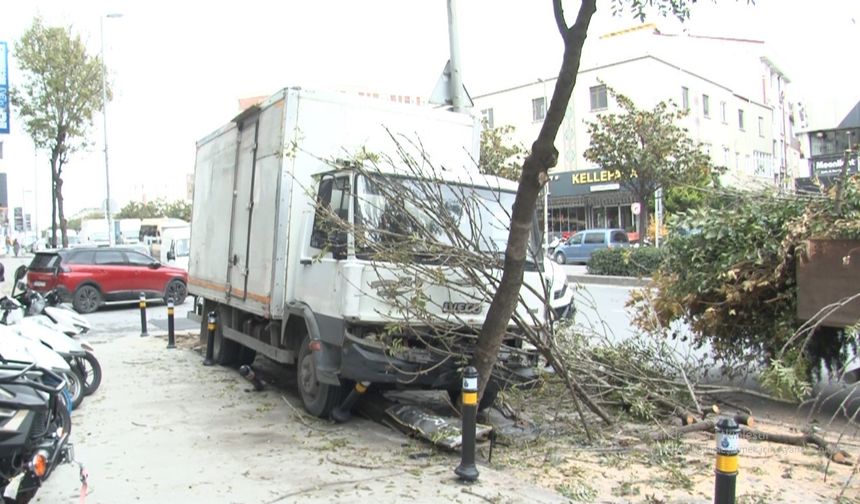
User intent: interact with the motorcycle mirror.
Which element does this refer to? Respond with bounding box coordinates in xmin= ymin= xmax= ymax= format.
xmin=13 ymin=265 xmax=27 ymax=284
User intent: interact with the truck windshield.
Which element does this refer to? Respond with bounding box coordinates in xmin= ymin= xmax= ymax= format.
xmin=355 ymin=174 xmax=532 ymax=262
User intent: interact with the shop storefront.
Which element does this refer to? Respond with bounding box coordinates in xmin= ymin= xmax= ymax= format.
xmin=796 ymin=127 xmax=860 ymax=192
xmin=539 ymin=168 xmax=637 ymax=237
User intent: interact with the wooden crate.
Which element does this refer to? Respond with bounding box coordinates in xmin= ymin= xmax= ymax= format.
xmin=796 ymin=239 xmax=860 ymax=327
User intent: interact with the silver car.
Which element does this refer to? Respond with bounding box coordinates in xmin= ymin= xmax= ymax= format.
xmin=553 ymin=228 xmax=630 ymax=265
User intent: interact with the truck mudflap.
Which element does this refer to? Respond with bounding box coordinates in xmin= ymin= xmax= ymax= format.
xmin=285 ymin=301 xmax=340 ymax=386
xmin=339 ymin=332 xmax=461 ymax=389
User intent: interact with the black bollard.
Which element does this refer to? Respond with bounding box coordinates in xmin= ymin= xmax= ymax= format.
xmin=454 ymin=366 xmax=479 ymax=482
xmin=238 ymin=365 xmax=264 ymax=391
xmin=139 ymin=293 xmax=149 ymax=337
xmin=166 ymin=297 xmax=176 ymax=349
xmin=714 ymin=416 xmax=739 ymax=504
xmin=331 ymin=381 xmax=371 ymax=423
xmin=203 ymin=311 xmax=216 ymax=366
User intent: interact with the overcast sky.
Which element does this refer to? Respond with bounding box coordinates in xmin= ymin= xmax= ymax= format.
xmin=0 ymin=0 xmax=858 ymax=232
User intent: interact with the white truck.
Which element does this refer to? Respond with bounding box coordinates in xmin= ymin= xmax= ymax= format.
xmin=188 ymin=87 xmax=573 ymax=418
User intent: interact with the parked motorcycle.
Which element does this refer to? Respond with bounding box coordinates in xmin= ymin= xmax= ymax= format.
xmin=10 ymin=267 xmax=101 ymax=398
xmin=0 ymin=299 xmax=87 ymax=410
xmin=11 ymin=266 xmax=92 ymax=337
xmin=0 ymin=359 xmax=73 ymax=503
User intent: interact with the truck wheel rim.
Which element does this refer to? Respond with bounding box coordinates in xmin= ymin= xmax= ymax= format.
xmin=300 ymin=354 xmax=319 ymax=398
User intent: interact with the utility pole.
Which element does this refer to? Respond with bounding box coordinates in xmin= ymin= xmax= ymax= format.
xmin=447 ymin=0 xmax=466 ymax=112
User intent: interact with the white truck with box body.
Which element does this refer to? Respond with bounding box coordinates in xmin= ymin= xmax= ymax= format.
xmin=188 ymin=87 xmax=573 ymax=417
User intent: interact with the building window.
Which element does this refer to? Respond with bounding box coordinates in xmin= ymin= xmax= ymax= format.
xmin=754 ymin=150 xmax=773 ymax=177
xmin=590 ymin=85 xmax=608 ymax=111
xmin=738 ymin=109 xmax=745 ymax=131
xmin=681 ymin=86 xmax=690 ymax=111
xmin=481 ymin=108 xmax=494 ymax=129
xmin=532 ymin=97 xmax=546 ymax=122
xmin=720 ymin=101 xmax=727 ymax=123
xmin=702 ymin=95 xmax=710 ymax=118
xmin=758 ymin=116 xmax=764 ymax=137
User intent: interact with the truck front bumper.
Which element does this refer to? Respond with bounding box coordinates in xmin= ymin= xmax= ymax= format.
xmin=339 ymin=332 xmax=463 ymax=389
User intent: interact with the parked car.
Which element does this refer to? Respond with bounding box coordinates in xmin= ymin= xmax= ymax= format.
xmin=26 ymin=247 xmax=188 ymax=314
xmin=552 ymin=228 xmax=630 ymax=265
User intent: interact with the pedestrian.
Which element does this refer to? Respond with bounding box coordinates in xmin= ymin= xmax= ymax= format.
xmin=4 ymin=236 xmax=10 ymax=255
xmin=12 ymin=239 xmax=19 ymax=257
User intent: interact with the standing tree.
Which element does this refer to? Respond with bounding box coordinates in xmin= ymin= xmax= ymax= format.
xmin=472 ymin=0 xmax=745 ymax=402
xmin=11 ymin=17 xmax=107 ymax=248
xmin=115 ymin=199 xmax=191 ymax=221
xmin=478 ymin=124 xmax=527 ymax=182
xmin=583 ymin=88 xmax=714 ymax=237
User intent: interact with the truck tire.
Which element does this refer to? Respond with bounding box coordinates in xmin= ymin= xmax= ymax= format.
xmin=212 ymin=307 xmax=240 ymax=365
xmin=296 ymin=336 xmax=343 ymax=418
xmin=236 ymin=345 xmax=257 ymax=367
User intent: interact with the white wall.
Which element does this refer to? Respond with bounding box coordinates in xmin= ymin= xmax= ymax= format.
xmin=474 ymin=28 xmax=802 ymax=192
xmin=476 ymin=56 xmax=776 ymax=190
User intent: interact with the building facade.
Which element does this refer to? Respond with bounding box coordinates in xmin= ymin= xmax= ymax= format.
xmin=796 ymin=100 xmax=860 ymax=190
xmin=473 ymin=26 xmax=803 ymax=236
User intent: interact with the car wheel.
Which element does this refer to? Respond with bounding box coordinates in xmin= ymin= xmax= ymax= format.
xmin=554 ymin=251 xmax=566 ymax=265
xmin=73 ymin=285 xmax=102 ymax=314
xmin=164 ymin=279 xmax=187 ymax=305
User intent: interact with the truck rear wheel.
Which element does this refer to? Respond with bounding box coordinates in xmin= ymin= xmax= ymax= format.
xmin=212 ymin=306 xmax=240 ymax=365
xmin=297 ymin=336 xmax=343 ymax=418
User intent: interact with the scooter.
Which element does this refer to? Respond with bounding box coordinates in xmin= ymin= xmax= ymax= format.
xmin=0 ymin=299 xmax=87 ymax=410
xmin=0 ymin=359 xmax=73 ymax=503
xmin=11 ymin=267 xmax=92 ymax=337
xmin=9 ymin=268 xmax=101 ymax=398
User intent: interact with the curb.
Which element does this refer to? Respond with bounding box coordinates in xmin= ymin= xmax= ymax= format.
xmin=567 ymin=274 xmax=651 ymax=288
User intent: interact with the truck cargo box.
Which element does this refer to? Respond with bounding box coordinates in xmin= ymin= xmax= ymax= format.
xmin=188 ymin=87 xmax=480 ymax=319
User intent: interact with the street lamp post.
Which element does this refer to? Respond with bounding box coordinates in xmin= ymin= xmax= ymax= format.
xmin=100 ymin=13 xmax=122 ymax=246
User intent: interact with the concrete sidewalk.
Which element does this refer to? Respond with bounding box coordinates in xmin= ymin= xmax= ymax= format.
xmin=34 ymin=333 xmax=567 ymax=504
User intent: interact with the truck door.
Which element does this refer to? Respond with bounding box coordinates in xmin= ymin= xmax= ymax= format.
xmin=226 ymin=114 xmax=261 ymax=301
xmin=297 ymin=174 xmax=351 ymax=318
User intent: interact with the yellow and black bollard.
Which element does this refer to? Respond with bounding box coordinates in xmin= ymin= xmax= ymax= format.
xmin=202 ymin=311 xmax=216 ymax=366
xmin=331 ymin=381 xmax=371 ymax=423
xmin=454 ymin=366 xmax=479 ymax=482
xmin=139 ymin=293 xmax=149 ymax=337
xmin=714 ymin=416 xmax=740 ymax=504
xmin=166 ymin=297 xmax=176 ymax=349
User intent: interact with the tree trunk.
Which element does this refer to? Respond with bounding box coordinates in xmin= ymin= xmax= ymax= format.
xmin=57 ymin=175 xmax=67 ymax=248
xmin=472 ymin=0 xmax=597 ymax=399
xmin=638 ymin=196 xmax=649 ymax=243
xmin=50 ymin=152 xmax=59 ymax=248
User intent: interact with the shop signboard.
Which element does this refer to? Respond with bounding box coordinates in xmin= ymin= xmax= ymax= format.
xmin=811 ymin=154 xmax=858 ymax=179
xmin=0 ymin=41 xmax=9 ymax=134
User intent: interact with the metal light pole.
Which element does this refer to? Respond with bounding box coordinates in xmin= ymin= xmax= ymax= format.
xmin=100 ymin=13 xmax=122 ymax=246
xmin=543 ymin=185 xmax=549 ymax=255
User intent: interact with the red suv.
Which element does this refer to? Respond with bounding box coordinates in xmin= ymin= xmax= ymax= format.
xmin=27 ymin=247 xmax=188 ymax=314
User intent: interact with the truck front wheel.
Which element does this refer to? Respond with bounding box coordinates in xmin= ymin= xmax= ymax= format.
xmin=297 ymin=336 xmax=343 ymax=418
